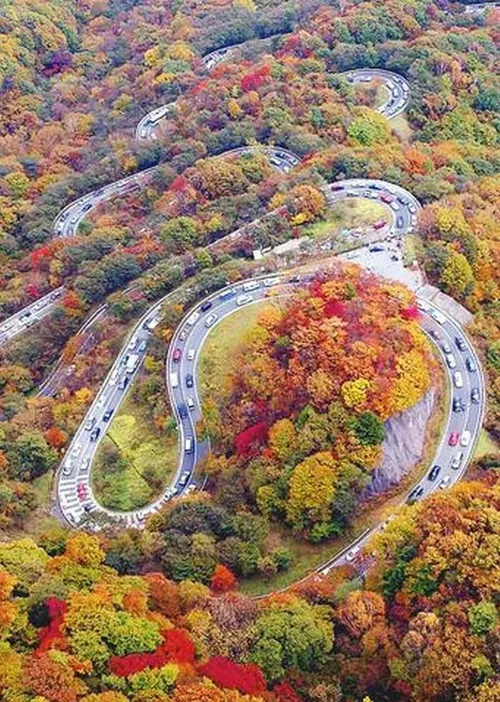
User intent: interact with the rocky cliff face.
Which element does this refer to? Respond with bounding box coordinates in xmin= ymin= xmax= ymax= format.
xmin=365 ymin=389 xmax=436 ymax=496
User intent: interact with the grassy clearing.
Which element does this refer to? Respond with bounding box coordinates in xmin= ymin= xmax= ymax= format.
xmin=198 ymin=301 xmax=279 ymax=399
xmin=303 ymin=198 xmax=388 ymax=240
xmin=197 ymin=298 xmax=447 ymax=597
xmin=391 ymin=113 xmax=413 ymax=141
xmin=474 ymin=428 xmax=500 ymax=459
xmin=92 ymin=394 xmax=178 ymax=511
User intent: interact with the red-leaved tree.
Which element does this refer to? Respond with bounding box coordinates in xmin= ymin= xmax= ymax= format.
xmin=198 ymin=656 xmax=266 ymax=695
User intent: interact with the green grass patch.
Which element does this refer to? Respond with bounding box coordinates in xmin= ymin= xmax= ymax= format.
xmin=303 ymin=198 xmax=388 ymax=240
xmin=198 ymin=302 xmax=279 ymax=398
xmin=391 ymin=113 xmax=413 ymax=141
xmin=92 ymin=394 xmax=178 ymax=511
xmin=474 ymin=428 xmax=500 ymax=459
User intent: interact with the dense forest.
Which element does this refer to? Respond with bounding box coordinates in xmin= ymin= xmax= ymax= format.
xmin=0 ymin=0 xmax=499 ymax=698
xmin=1 ymin=469 xmax=499 ymax=701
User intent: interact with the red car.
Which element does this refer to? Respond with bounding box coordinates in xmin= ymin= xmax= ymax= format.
xmin=77 ymin=483 xmax=87 ymax=501
xmin=448 ymin=431 xmax=460 ymax=446
xmin=172 ymin=348 xmax=182 ymax=363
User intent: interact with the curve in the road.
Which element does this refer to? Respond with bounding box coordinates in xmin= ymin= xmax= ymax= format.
xmin=0 ymin=54 xmax=411 ymax=346
xmin=342 ymin=69 xmax=411 ymax=120
xmin=57 ymin=176 xmax=479 ymax=533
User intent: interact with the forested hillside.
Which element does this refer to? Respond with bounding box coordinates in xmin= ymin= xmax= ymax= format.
xmin=0 ymin=0 xmax=499 ymax=699
xmin=1 ymin=470 xmax=499 ymax=701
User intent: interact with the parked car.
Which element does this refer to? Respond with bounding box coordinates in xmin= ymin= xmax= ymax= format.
xmin=445 ymin=354 xmax=456 ymax=369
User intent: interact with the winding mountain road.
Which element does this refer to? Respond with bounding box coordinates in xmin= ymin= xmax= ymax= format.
xmin=56 ymin=176 xmax=484 ymax=546
xmin=0 ymin=56 xmax=411 ymax=347
xmin=0 ymin=28 xmax=487 ymax=578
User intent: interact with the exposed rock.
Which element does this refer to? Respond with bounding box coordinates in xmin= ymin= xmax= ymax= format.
xmin=365 ymin=389 xmax=436 ymax=496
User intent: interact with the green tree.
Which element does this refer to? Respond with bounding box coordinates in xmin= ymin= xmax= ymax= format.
xmin=354 ymin=411 xmax=385 ymax=446
xmin=7 ymin=432 xmax=58 ymax=481
xmin=468 ymin=601 xmax=499 ymax=636
xmin=250 ymin=598 xmax=334 ymax=680
xmin=439 ymin=251 xmax=474 ymax=298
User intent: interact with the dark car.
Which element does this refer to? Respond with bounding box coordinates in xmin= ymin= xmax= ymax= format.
xmin=200 ymin=300 xmax=213 ymax=313
xmin=120 ymin=375 xmax=130 ymax=391
xmin=452 ymin=397 xmax=465 ymax=413
xmin=103 ymin=409 xmax=114 ymax=422
xmin=178 ymin=404 xmax=188 ymax=419
xmin=396 ymin=216 xmax=404 ymax=228
xmin=185 ymin=374 xmax=194 ymax=388
xmin=172 ymin=348 xmax=182 ymax=363
xmin=428 ymin=464 xmax=441 ymax=481
xmin=407 ymin=485 xmax=424 ymax=504
xmin=82 ymin=203 xmax=93 ymax=212
xmin=465 ymin=357 xmax=477 ymax=373
xmin=369 ymin=244 xmax=385 ymax=252
xmin=455 ymin=336 xmax=467 ymax=352
xmin=471 ymin=387 xmax=480 ymax=404
xmin=90 ymin=427 xmax=101 ymax=442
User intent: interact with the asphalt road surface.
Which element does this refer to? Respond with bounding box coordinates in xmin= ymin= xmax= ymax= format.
xmin=0 ymin=287 xmax=64 ymax=347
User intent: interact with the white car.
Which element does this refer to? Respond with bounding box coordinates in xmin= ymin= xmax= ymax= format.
xmin=236 ymin=294 xmax=253 ymax=306
xmin=71 ymin=443 xmax=83 ymax=458
xmin=439 ymin=475 xmax=451 ymax=490
xmin=460 ymin=430 xmax=471 ymax=447
xmin=187 ymin=348 xmax=196 ymax=361
xmin=345 ymin=545 xmax=361 ymax=562
xmin=451 ymin=452 xmax=463 ymax=470
xmin=242 ymin=281 xmax=260 ymax=292
xmin=445 ymin=354 xmax=456 ymax=369
xmin=431 ymin=309 xmax=446 ymax=325
xmin=62 ymin=459 xmax=74 ymax=476
xmin=453 ymin=371 xmax=464 ymax=388
xmin=187 ymin=396 xmax=195 ymax=410
xmin=186 ymin=311 xmax=200 ymax=327
xmin=205 ymin=314 xmax=218 ymax=328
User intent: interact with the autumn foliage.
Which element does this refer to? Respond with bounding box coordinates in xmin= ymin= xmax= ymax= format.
xmin=199 ymin=656 xmax=267 ymax=695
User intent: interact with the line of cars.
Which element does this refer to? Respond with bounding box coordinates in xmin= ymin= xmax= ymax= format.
xmin=344 ymin=69 xmax=411 ymax=119
xmin=329 ymin=179 xmax=419 ymax=234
